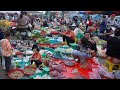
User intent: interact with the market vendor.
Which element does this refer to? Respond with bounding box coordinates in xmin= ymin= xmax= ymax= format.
xmin=78 ymin=32 xmax=97 ymax=51
xmin=72 ymin=49 xmax=97 ymax=68
xmin=60 ymin=25 xmax=75 ymax=46
xmin=106 ymin=28 xmax=120 ymax=63
xmin=72 ymin=32 xmax=97 ymax=66
xmin=32 ymin=39 xmax=38 ymax=50
xmin=30 ymin=48 xmax=42 ymax=68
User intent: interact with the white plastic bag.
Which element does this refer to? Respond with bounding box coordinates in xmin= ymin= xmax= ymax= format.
xmin=89 ymin=68 xmax=101 ymax=79
xmin=28 ymin=23 xmax=32 ymax=28
xmin=115 ymin=70 xmax=120 ymax=79
xmin=98 ymin=65 xmax=115 ymax=79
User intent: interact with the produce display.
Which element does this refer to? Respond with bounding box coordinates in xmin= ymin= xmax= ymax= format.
xmin=24 ymin=66 xmax=36 ymax=75
xmin=49 ymin=70 xmax=65 ymax=79
xmin=31 ymin=30 xmax=41 ymax=38
xmin=64 ymin=61 xmax=75 ymax=67
xmin=0 ymin=20 xmax=11 ymax=30
xmin=8 ymin=69 xmax=24 ymax=79
xmin=36 ymin=38 xmax=50 ymax=44
xmin=34 ymin=74 xmax=52 ymax=79
xmin=2 ymin=12 xmax=120 ymax=80
xmin=98 ymin=40 xmax=107 ymax=45
xmin=54 ymin=46 xmax=74 ymax=60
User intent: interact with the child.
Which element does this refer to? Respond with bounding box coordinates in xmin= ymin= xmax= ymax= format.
xmin=30 ymin=48 xmax=42 ymax=68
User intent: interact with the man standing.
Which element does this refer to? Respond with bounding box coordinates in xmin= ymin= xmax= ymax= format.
xmin=1 ymin=32 xmax=12 ymax=75
xmin=100 ymin=15 xmax=107 ymax=34
xmin=107 ymin=14 xmax=116 ymax=27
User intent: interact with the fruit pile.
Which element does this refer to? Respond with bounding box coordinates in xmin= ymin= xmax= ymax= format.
xmin=31 ymin=30 xmax=41 ymax=38
xmin=36 ymin=38 xmax=50 ymax=44
xmin=0 ymin=20 xmax=11 ymax=30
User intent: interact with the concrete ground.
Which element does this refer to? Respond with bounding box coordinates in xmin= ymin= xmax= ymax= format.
xmin=0 ymin=61 xmax=10 ymax=79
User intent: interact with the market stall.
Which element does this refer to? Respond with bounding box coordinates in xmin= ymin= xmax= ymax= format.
xmin=1 ymin=11 xmax=120 ymax=79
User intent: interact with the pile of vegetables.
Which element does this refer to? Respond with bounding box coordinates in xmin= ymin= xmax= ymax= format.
xmin=36 ymin=38 xmax=50 ymax=44
xmin=98 ymin=40 xmax=107 ymax=45
xmin=54 ymin=46 xmax=74 ymax=60
xmin=24 ymin=66 xmax=36 ymax=75
xmin=34 ymin=74 xmax=52 ymax=79
xmin=0 ymin=20 xmax=11 ymax=30
xmin=31 ymin=30 xmax=41 ymax=38
xmin=49 ymin=61 xmax=66 ymax=79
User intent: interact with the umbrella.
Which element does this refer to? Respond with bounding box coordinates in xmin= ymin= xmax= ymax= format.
xmin=113 ymin=11 xmax=120 ymax=15
xmin=79 ymin=11 xmax=86 ymax=14
xmin=86 ymin=11 xmax=104 ymax=15
xmin=102 ymin=11 xmax=114 ymax=15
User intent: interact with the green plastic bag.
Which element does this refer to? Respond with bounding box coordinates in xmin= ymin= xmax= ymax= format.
xmin=76 ymin=33 xmax=84 ymax=39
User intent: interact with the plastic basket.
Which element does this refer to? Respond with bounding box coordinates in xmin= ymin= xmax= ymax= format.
xmin=24 ymin=66 xmax=37 ymax=76
xmin=8 ymin=68 xmax=25 ymax=79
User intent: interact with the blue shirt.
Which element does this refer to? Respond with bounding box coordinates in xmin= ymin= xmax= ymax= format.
xmin=100 ymin=20 xmax=107 ymax=33
xmin=0 ymin=32 xmax=4 ymax=40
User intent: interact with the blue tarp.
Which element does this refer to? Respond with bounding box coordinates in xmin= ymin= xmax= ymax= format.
xmin=79 ymin=11 xmax=86 ymax=14
xmin=91 ymin=14 xmax=102 ymax=21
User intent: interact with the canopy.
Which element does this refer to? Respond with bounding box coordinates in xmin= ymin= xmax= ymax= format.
xmin=86 ymin=11 xmax=104 ymax=15
xmin=113 ymin=11 xmax=120 ymax=15
xmin=102 ymin=11 xmax=114 ymax=15
xmin=93 ymin=14 xmax=102 ymax=21
xmin=79 ymin=11 xmax=86 ymax=14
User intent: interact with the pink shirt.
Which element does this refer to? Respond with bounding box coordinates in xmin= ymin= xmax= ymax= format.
xmin=1 ymin=39 xmax=12 ymax=57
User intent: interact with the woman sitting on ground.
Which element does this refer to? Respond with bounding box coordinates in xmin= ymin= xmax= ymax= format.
xmin=60 ymin=25 xmax=75 ymax=46
xmin=72 ymin=32 xmax=97 ymax=67
xmin=30 ymin=48 xmax=42 ymax=68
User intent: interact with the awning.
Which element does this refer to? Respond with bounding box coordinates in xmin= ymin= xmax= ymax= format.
xmin=86 ymin=11 xmax=104 ymax=14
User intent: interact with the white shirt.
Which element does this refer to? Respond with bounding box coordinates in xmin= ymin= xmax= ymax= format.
xmin=107 ymin=18 xmax=115 ymax=26
xmin=74 ymin=27 xmax=84 ymax=36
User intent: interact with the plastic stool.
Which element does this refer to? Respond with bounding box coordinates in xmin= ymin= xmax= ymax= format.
xmin=104 ymin=60 xmax=120 ymax=72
